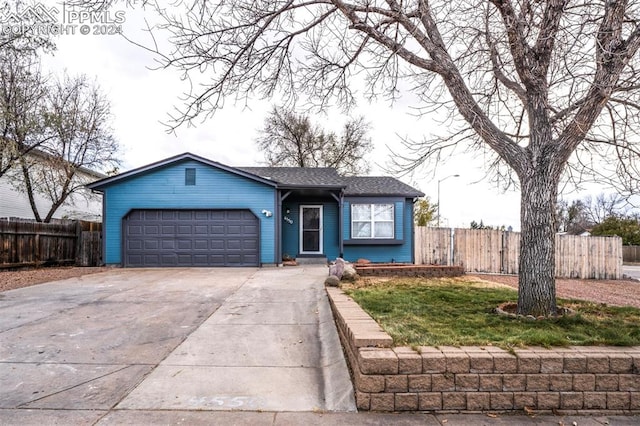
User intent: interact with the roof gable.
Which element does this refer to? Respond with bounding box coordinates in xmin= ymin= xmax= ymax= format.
xmin=87 ymin=152 xmax=277 ymax=190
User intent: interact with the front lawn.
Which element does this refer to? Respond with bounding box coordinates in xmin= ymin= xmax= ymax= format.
xmin=342 ymin=277 xmax=640 ymax=348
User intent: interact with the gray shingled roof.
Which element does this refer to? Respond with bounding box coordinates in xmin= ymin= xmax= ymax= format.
xmin=343 ymin=176 xmax=423 ymax=197
xmin=239 ymin=167 xmax=345 ymax=187
xmin=88 ymin=152 xmax=423 ymax=197
xmin=240 ymin=166 xmax=423 ymax=197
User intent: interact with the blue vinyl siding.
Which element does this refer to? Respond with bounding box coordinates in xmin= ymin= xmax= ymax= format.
xmin=281 ymin=204 xmax=299 ymax=259
xmin=323 ymin=203 xmax=340 ymax=260
xmin=102 ymin=160 xmax=276 ymax=265
xmin=281 ymin=201 xmax=339 ymax=259
xmin=342 ymin=199 xmax=414 ymax=263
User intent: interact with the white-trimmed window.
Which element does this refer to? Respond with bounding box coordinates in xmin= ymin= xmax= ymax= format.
xmin=351 ymin=204 xmax=394 ymax=239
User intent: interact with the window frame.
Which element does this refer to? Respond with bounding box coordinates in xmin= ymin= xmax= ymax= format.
xmin=350 ymin=203 xmax=395 ymax=239
xmin=185 ymin=168 xmax=196 ymax=186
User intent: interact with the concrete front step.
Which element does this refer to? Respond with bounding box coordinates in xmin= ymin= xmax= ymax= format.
xmin=296 ymin=257 xmax=328 ymax=265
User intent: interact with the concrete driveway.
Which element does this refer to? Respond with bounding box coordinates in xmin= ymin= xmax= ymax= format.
xmin=623 ymin=264 xmax=640 ymax=280
xmin=0 ymin=267 xmax=355 ymax=424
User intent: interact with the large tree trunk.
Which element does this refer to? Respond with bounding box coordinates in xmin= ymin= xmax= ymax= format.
xmin=517 ymin=168 xmax=560 ymax=317
xmin=20 ymin=158 xmax=42 ymax=222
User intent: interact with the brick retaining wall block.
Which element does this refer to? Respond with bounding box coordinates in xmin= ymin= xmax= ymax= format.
xmin=326 ymin=286 xmax=640 ymax=414
xmin=354 ymin=265 xmax=464 ymax=278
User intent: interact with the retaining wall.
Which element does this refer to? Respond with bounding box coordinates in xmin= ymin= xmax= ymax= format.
xmin=326 ymin=287 xmax=640 ymax=413
xmin=354 ymin=264 xmax=464 ymax=278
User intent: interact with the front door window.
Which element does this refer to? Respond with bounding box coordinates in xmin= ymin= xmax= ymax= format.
xmin=300 ymin=206 xmax=323 ymax=253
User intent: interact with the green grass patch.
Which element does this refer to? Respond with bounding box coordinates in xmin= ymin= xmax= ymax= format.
xmin=343 ymin=277 xmax=640 ymax=349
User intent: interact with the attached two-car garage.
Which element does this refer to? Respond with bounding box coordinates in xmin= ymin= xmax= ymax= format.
xmin=123 ymin=209 xmax=259 ymax=267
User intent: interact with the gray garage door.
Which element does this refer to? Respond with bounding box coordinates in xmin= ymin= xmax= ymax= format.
xmin=123 ymin=209 xmax=259 ymax=267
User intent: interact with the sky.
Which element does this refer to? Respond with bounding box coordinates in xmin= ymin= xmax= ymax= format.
xmin=21 ymin=1 xmax=628 ymax=230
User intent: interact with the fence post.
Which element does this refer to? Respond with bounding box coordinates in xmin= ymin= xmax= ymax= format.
xmin=450 ymin=227 xmax=455 ymax=267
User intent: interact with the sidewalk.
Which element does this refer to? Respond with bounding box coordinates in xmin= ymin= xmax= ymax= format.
xmin=0 ymin=409 xmax=637 ymax=425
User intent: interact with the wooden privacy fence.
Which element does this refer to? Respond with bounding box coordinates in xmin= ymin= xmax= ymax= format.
xmin=415 ymin=227 xmax=623 ymax=279
xmin=623 ymin=245 xmax=640 ymax=263
xmin=0 ymin=218 xmax=102 ymax=268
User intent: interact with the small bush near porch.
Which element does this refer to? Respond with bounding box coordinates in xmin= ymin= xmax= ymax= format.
xmin=342 ymin=277 xmax=640 ymax=349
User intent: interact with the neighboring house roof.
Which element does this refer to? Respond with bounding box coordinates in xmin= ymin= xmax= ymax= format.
xmin=0 ymin=150 xmax=104 ymax=221
xmin=29 ymin=148 xmax=108 ymax=180
xmin=88 ymin=152 xmax=424 ymax=197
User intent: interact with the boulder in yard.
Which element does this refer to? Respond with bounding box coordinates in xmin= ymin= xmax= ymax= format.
xmin=325 ymin=275 xmax=340 ymax=287
xmin=342 ymin=263 xmax=359 ymax=282
xmin=329 ymin=257 xmax=345 ymax=279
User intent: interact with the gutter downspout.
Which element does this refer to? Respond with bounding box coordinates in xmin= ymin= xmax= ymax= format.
xmin=411 ymin=197 xmax=417 ymax=264
xmin=330 ymin=190 xmax=345 ymax=258
xmin=275 ymin=189 xmax=281 ymax=266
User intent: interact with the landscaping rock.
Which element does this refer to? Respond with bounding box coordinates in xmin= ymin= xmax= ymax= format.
xmin=329 ymin=258 xmax=345 ymax=279
xmin=325 ymin=275 xmax=340 ymax=287
xmin=342 ymin=264 xmax=359 ymax=282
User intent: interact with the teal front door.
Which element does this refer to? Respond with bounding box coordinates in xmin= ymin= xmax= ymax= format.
xmin=300 ymin=205 xmax=323 ymax=254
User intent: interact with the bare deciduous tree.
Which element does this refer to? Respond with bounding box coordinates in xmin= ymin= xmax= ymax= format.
xmin=15 ymin=74 xmax=119 ymax=222
xmin=257 ymin=106 xmax=371 ymax=175
xmin=0 ymin=0 xmax=56 ymax=54
xmin=558 ymin=193 xmax=628 ymax=233
xmin=127 ymin=0 xmax=640 ymax=316
xmin=0 ymin=51 xmax=50 ymax=178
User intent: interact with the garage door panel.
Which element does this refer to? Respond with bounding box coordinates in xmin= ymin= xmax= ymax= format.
xmin=144 ymin=254 xmax=160 ymax=264
xmin=124 ymin=209 xmax=260 ymax=267
xmin=211 ymin=239 xmax=224 ymax=250
xmin=177 ymin=225 xmax=192 ymax=234
xmin=227 ymin=225 xmax=242 ymax=234
xmin=144 ymin=225 xmax=159 ymax=235
xmin=128 ymin=225 xmax=142 ymax=235
xmin=161 ymin=254 xmax=177 ymax=265
xmin=194 ymin=211 xmax=209 ymax=220
xmin=162 ymin=240 xmax=176 ymax=249
xmin=144 ymin=240 xmax=159 ymax=250
xmin=177 ymin=240 xmax=192 ymax=250
xmin=211 ymin=225 xmax=224 ymax=234
xmin=243 ymin=239 xmax=258 ymax=249
xmin=145 ymin=211 xmax=161 ymax=220
xmin=226 ymin=211 xmax=243 ymax=220
xmin=128 ymin=240 xmax=143 ymax=250
xmin=193 ymin=254 xmax=209 ymax=264
xmin=194 ymin=225 xmax=208 ymax=234
xmin=193 ymin=239 xmax=208 ymax=249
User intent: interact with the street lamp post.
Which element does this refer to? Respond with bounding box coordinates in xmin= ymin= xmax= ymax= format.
xmin=437 ymin=174 xmax=460 ymax=227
